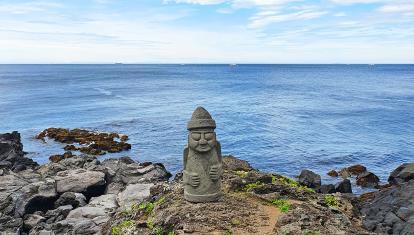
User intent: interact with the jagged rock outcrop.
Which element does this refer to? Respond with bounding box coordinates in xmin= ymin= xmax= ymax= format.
xmin=0 ymin=131 xmax=38 ymax=171
xmin=298 ymin=169 xmax=321 ymax=189
xmin=0 ymin=131 xmax=172 ymax=235
xmin=389 ymin=163 xmax=414 ymax=185
xmin=361 ymin=163 xmax=414 ymax=234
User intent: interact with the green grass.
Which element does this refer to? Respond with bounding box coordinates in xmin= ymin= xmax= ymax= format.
xmin=324 ymin=195 xmax=339 ymax=208
xmin=139 ymin=201 xmax=155 ymax=214
xmin=111 ymin=220 xmax=135 ymax=235
xmin=231 ymin=218 xmax=241 ymax=225
xmin=302 ymin=230 xmax=321 ymax=235
xmin=224 ymin=228 xmax=233 ymax=235
xmin=274 ymin=175 xmax=316 ymax=193
xmin=243 ymin=181 xmax=265 ymax=191
xmin=271 ymin=199 xmax=291 ymax=213
xmin=234 ymin=170 xmax=248 ymax=177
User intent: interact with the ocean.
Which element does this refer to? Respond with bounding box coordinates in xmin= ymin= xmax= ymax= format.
xmin=0 ymin=64 xmax=413 ymax=192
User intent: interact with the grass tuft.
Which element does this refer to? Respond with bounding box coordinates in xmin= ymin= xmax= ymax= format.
xmin=271 ymin=199 xmax=291 ymax=213
xmin=324 ymin=195 xmax=339 ymax=208
xmin=111 ymin=220 xmax=135 ymax=235
xmin=243 ymin=181 xmax=265 ymax=191
xmin=234 ymin=170 xmax=248 ymax=177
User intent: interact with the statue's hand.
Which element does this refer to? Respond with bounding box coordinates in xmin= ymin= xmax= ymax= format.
xmin=209 ymin=165 xmax=220 ymax=181
xmin=190 ymin=173 xmax=200 ymax=187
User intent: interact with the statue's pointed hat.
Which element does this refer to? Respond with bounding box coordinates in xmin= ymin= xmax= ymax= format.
xmin=187 ymin=106 xmax=216 ymax=130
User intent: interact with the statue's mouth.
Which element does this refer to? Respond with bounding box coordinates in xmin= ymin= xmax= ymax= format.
xmin=198 ymin=144 xmax=210 ymax=151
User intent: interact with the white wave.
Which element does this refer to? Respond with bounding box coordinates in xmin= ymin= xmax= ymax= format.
xmin=94 ymin=87 xmax=112 ymax=96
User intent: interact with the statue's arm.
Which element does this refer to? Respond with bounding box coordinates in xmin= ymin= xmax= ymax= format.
xmin=216 ymin=141 xmax=222 ymax=163
xmin=183 ymin=146 xmax=190 ymax=185
xmin=209 ymin=141 xmax=222 ymax=181
xmin=183 ymin=145 xmax=189 ymax=169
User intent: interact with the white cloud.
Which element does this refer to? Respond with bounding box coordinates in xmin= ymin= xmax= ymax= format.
xmin=334 ymin=12 xmax=347 ymax=17
xmin=248 ymin=9 xmax=327 ymax=28
xmin=164 ymin=0 xmax=227 ymax=5
xmin=0 ymin=1 xmax=61 ymax=14
xmin=0 ymin=0 xmax=413 ymax=63
xmin=165 ymin=0 xmax=301 ymax=8
xmin=379 ymin=1 xmax=414 ymax=13
xmin=231 ymin=0 xmax=301 ymax=8
xmin=330 ymin=0 xmax=384 ymax=5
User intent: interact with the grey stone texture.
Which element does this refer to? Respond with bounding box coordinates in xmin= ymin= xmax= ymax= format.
xmin=183 ymin=107 xmax=222 ymax=202
xmin=389 ymin=163 xmax=414 ymax=185
xmin=298 ymin=169 xmax=321 ymax=189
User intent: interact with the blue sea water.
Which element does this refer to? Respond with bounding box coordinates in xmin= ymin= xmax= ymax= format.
xmin=0 ymin=64 xmax=413 ymax=192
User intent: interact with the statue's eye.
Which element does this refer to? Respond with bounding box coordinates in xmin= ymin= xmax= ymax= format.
xmin=204 ymin=132 xmax=214 ymax=140
xmin=191 ymin=133 xmax=201 ymax=141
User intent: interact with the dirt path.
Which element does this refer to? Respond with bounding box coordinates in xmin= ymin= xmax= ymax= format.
xmin=232 ymin=196 xmax=282 ymax=235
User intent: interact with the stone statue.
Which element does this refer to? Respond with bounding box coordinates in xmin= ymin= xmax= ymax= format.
xmin=183 ymin=107 xmax=222 ymax=202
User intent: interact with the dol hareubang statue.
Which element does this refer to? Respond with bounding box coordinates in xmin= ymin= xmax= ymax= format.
xmin=183 ymin=107 xmax=222 ymax=202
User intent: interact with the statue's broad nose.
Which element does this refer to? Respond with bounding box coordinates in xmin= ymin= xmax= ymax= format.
xmin=199 ymin=138 xmax=208 ymax=145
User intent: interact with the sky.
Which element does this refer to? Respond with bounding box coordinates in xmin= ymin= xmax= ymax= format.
xmin=0 ymin=0 xmax=413 ymax=63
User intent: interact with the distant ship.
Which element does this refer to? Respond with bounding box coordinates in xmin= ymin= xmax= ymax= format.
xmin=115 ymin=62 xmax=123 ymax=65
xmin=229 ymin=63 xmax=237 ymax=66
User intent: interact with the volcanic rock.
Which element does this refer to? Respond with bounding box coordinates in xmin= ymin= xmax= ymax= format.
xmin=327 ymin=170 xmax=339 ymax=177
xmin=55 ymin=169 xmax=106 ymax=197
xmin=55 ymin=192 xmax=87 ymax=208
xmin=116 ymin=183 xmax=153 ymax=209
xmin=318 ymin=184 xmax=336 ymax=194
xmin=361 ymin=180 xmax=414 ymax=234
xmin=298 ymin=169 xmax=321 ymax=188
xmin=222 ymin=155 xmax=253 ymax=171
xmin=388 ymin=163 xmax=414 ymax=185
xmin=335 ymin=179 xmax=352 ymax=193
xmin=347 ymin=164 xmax=367 ymax=175
xmin=0 ymin=131 xmax=38 ymax=171
xmin=356 ymin=171 xmax=380 ymax=188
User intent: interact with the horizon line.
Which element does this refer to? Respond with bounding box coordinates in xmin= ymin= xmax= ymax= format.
xmin=1 ymin=63 xmax=414 ymax=65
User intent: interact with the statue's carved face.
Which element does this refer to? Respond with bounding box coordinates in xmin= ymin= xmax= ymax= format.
xmin=189 ymin=129 xmax=216 ymax=152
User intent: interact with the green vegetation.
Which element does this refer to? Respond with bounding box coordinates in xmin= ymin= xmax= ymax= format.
xmin=147 ymin=217 xmax=155 ymax=229
xmin=324 ymin=195 xmax=339 ymax=208
xmin=243 ymin=181 xmax=265 ymax=191
xmin=153 ymin=226 xmax=164 ymax=235
xmin=136 ymin=196 xmax=167 ymax=215
xmin=274 ymin=175 xmax=315 ymax=193
xmin=111 ymin=220 xmax=135 ymax=235
xmin=224 ymin=228 xmax=233 ymax=235
xmin=234 ymin=170 xmax=248 ymax=177
xmin=302 ymin=230 xmax=321 ymax=235
xmin=271 ymin=199 xmax=291 ymax=213
xmin=139 ymin=201 xmax=155 ymax=214
xmin=231 ymin=218 xmax=241 ymax=225
xmin=278 ymin=176 xmax=300 ymax=187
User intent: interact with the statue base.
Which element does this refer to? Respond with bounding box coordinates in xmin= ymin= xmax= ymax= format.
xmin=184 ymin=191 xmax=221 ymax=203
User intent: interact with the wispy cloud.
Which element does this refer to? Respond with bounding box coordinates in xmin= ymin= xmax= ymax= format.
xmin=329 ymin=0 xmax=385 ymax=5
xmin=0 ymin=0 xmax=413 ymax=63
xmin=0 ymin=1 xmax=61 ymax=14
xmin=164 ymin=0 xmax=226 ymax=5
xmin=248 ymin=9 xmax=327 ymax=28
xmin=378 ymin=0 xmax=414 ymax=13
xmin=165 ymin=0 xmax=301 ymax=8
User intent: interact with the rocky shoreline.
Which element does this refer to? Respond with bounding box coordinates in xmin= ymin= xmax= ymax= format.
xmin=1 ymin=130 xmax=413 ymax=234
